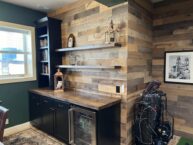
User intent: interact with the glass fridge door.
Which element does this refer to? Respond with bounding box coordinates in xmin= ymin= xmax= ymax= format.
xmin=69 ymin=107 xmax=96 ymax=145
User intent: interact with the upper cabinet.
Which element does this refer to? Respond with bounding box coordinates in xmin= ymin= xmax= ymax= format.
xmin=35 ymin=17 xmax=62 ymax=89
xmin=96 ymin=0 xmax=127 ymax=7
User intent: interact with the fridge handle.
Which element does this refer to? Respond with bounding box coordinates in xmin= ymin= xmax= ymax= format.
xmin=68 ymin=108 xmax=74 ymax=144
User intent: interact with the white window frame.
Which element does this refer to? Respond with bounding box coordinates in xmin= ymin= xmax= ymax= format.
xmin=0 ymin=21 xmax=36 ymax=84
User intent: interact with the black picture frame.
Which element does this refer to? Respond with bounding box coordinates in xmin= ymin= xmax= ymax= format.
xmin=164 ymin=50 xmax=193 ymax=85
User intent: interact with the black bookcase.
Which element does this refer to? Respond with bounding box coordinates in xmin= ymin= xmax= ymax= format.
xmin=36 ymin=17 xmax=62 ymax=89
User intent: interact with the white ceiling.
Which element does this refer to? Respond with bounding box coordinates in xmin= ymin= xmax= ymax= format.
xmin=0 ymin=0 xmax=78 ymax=13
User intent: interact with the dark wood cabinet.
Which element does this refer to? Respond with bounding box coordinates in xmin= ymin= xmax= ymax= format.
xmin=29 ymin=93 xmax=70 ymax=143
xmin=29 ymin=92 xmax=120 ymax=145
xmin=35 ymin=17 xmax=62 ymax=89
xmin=41 ymin=97 xmax=55 ymax=135
xmin=29 ymin=93 xmax=42 ymax=129
xmin=55 ymin=101 xmax=70 ymax=143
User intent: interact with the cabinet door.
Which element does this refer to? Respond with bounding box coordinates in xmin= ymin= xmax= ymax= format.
xmin=55 ymin=101 xmax=70 ymax=143
xmin=29 ymin=93 xmax=42 ymax=129
xmin=41 ymin=97 xmax=55 ymax=135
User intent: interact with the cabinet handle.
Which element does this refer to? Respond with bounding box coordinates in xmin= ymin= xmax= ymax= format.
xmin=50 ymin=108 xmax=55 ymax=111
xmin=43 ymin=100 xmax=48 ymax=103
xmin=58 ymin=104 xmax=63 ymax=108
xmin=68 ymin=108 xmax=74 ymax=144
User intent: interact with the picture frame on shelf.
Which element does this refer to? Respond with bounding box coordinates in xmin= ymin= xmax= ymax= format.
xmin=67 ymin=34 xmax=75 ymax=48
xmin=164 ymin=51 xmax=193 ymax=84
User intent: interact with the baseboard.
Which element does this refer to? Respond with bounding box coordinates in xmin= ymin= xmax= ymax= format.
xmin=4 ymin=122 xmax=32 ymax=137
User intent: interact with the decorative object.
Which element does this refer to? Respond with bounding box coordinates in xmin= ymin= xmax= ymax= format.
xmin=43 ymin=38 xmax=48 ymax=46
xmin=40 ymin=40 xmax=44 ymax=47
xmin=105 ymin=19 xmax=117 ymax=44
xmin=164 ymin=51 xmax=193 ymax=84
xmin=54 ymin=69 xmax=64 ymax=91
xmin=67 ymin=34 xmax=75 ymax=48
xmin=69 ymin=54 xmax=76 ymax=65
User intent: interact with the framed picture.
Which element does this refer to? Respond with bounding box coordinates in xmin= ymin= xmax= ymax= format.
xmin=164 ymin=51 xmax=193 ymax=84
xmin=67 ymin=34 xmax=75 ymax=48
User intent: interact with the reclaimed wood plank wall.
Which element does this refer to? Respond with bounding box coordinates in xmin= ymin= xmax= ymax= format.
xmin=49 ymin=1 xmax=129 ymax=144
xmin=125 ymin=0 xmax=153 ymax=144
xmin=153 ymin=0 xmax=193 ymax=139
xmin=49 ymin=0 xmax=153 ymax=144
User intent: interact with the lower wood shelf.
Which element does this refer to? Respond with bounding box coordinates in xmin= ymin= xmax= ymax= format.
xmin=57 ymin=65 xmax=121 ymax=69
xmin=41 ymin=73 xmax=49 ymax=76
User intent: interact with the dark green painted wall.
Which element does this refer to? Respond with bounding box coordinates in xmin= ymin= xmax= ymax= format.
xmin=0 ymin=1 xmax=46 ymax=127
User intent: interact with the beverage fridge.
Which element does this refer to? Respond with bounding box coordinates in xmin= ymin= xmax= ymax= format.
xmin=68 ymin=106 xmax=97 ymax=145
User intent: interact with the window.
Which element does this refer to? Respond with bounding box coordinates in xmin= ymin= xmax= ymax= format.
xmin=0 ymin=21 xmax=36 ymax=84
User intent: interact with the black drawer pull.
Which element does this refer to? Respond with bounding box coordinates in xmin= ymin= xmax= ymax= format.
xmin=50 ymin=108 xmax=55 ymax=111
xmin=43 ymin=100 xmax=48 ymax=103
xmin=58 ymin=104 xmax=63 ymax=108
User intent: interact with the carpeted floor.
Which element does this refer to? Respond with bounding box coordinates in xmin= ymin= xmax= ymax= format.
xmin=169 ymin=135 xmax=193 ymax=145
xmin=3 ymin=128 xmax=66 ymax=145
xmin=3 ymin=128 xmax=193 ymax=145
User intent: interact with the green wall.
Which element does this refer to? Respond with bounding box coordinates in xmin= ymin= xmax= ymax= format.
xmin=0 ymin=1 xmax=46 ymax=127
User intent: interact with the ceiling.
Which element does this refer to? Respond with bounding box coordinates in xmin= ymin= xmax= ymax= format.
xmin=0 ymin=0 xmax=165 ymax=13
xmin=0 ymin=0 xmax=78 ymax=13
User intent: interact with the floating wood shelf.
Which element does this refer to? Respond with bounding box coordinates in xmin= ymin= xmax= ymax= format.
xmin=40 ymin=46 xmax=48 ymax=49
xmin=55 ymin=43 xmax=121 ymax=52
xmin=41 ymin=73 xmax=49 ymax=76
xmin=40 ymin=60 xmax=48 ymax=63
xmin=57 ymin=65 xmax=121 ymax=69
xmin=39 ymin=34 xmax=48 ymax=38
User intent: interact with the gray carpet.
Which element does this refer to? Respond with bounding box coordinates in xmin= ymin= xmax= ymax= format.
xmin=3 ymin=128 xmax=65 ymax=145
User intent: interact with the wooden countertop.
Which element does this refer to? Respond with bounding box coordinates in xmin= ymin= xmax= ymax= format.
xmin=29 ymin=89 xmax=121 ymax=110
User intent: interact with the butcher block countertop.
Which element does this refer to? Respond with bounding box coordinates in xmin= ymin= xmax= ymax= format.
xmin=30 ymin=89 xmax=121 ymax=110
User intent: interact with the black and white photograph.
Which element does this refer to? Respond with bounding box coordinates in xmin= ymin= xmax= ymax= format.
xmin=165 ymin=51 xmax=193 ymax=84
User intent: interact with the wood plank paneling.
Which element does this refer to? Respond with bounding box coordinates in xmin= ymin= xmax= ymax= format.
xmin=49 ymin=0 xmax=153 ymax=144
xmin=153 ymin=0 xmax=193 ymax=138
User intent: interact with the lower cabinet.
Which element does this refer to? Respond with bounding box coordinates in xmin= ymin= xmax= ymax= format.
xmin=55 ymin=101 xmax=69 ymax=143
xmin=29 ymin=92 xmax=120 ymax=145
xmin=41 ymin=97 xmax=55 ymax=135
xmin=29 ymin=93 xmax=70 ymax=144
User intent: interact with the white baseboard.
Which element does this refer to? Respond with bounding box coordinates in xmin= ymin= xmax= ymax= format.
xmin=4 ymin=122 xmax=32 ymax=137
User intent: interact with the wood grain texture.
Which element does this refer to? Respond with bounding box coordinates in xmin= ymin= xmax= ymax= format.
xmin=49 ymin=0 xmax=153 ymax=144
xmin=153 ymin=0 xmax=193 ymax=138
xmin=49 ymin=1 xmax=129 ymax=144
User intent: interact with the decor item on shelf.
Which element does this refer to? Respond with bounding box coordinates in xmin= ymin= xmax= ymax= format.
xmin=69 ymin=54 xmax=76 ymax=65
xmin=67 ymin=34 xmax=75 ymax=48
xmin=42 ymin=50 xmax=48 ymax=61
xmin=43 ymin=38 xmax=48 ymax=47
xmin=69 ymin=54 xmax=83 ymax=65
xmin=40 ymin=40 xmax=44 ymax=47
xmin=42 ymin=64 xmax=49 ymax=74
xmin=105 ymin=19 xmax=117 ymax=44
xmin=54 ymin=69 xmax=64 ymax=91
xmin=40 ymin=39 xmax=47 ymax=47
xmin=164 ymin=51 xmax=193 ymax=84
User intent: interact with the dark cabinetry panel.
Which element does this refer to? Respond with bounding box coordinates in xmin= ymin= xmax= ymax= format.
xmin=29 ymin=93 xmax=70 ymax=143
xmin=36 ymin=17 xmax=62 ymax=89
xmin=41 ymin=97 xmax=55 ymax=135
xmin=29 ymin=93 xmax=42 ymax=129
xmin=29 ymin=92 xmax=120 ymax=145
xmin=55 ymin=101 xmax=70 ymax=143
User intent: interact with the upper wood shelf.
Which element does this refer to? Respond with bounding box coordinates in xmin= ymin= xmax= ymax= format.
xmin=39 ymin=34 xmax=48 ymax=38
xmin=57 ymin=65 xmax=121 ymax=69
xmin=55 ymin=43 xmax=122 ymax=52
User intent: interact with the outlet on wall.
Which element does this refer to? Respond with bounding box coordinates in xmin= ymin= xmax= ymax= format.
xmin=116 ymin=84 xmax=124 ymax=94
xmin=6 ymin=118 xmax=9 ymax=125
